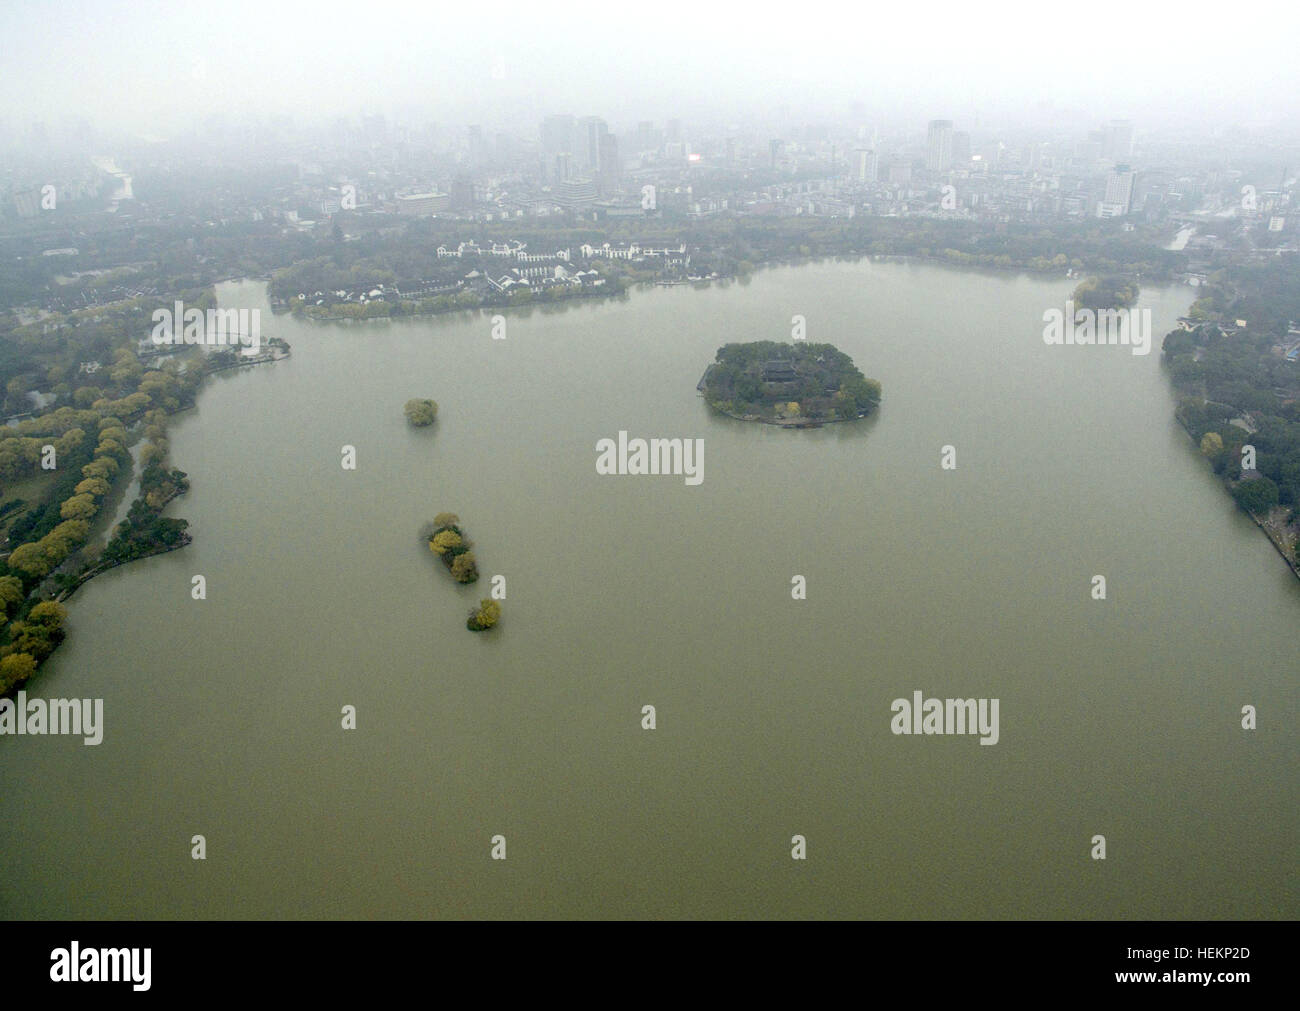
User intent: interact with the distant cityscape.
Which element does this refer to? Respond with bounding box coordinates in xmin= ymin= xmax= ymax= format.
xmin=4 ymin=110 xmax=1293 ymax=234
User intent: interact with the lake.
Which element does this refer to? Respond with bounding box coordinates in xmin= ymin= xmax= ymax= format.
xmin=2 ymin=259 xmax=1295 ymax=919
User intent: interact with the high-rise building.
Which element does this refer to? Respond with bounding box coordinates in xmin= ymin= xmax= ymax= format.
xmin=554 ymin=152 xmax=574 ymax=183
xmin=635 ymin=121 xmax=658 ymax=153
xmin=597 ymin=133 xmax=620 ymax=193
xmin=927 ymin=120 xmax=953 ymax=173
xmin=854 ymin=148 xmax=878 ymax=183
xmin=580 ymin=116 xmax=609 ymax=173
xmin=541 ymin=115 xmax=576 ymax=180
xmin=1104 ymin=120 xmax=1134 ymax=161
xmin=952 ymin=131 xmax=971 ymax=166
xmin=451 ymin=174 xmax=476 ymax=211
xmin=1098 ymin=165 xmax=1136 ymax=217
xmin=769 ymin=139 xmax=783 ymax=169
xmin=466 ymin=125 xmax=484 ymax=166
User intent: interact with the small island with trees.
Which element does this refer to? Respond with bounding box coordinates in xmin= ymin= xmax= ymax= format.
xmin=424 ymin=512 xmax=480 ymax=583
xmin=404 ymin=398 xmax=438 ymax=427
xmin=419 ymin=513 xmax=502 ymax=631
xmin=466 ymin=599 xmax=501 ymax=632
xmin=699 ymin=340 xmax=881 ymax=425
xmin=1072 ymin=275 xmax=1139 ymax=310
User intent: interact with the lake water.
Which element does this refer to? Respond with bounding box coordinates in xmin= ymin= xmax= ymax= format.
xmin=2 ymin=260 xmax=1295 ymax=919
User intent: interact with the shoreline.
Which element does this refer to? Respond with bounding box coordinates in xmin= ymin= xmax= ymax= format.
xmin=702 ymin=399 xmax=862 ymax=427
xmin=269 ymin=253 xmax=1183 ymax=327
xmin=1248 ymin=512 xmax=1300 ymax=581
xmin=55 ymin=535 xmax=192 ymax=603
xmin=277 ymin=284 xmax=619 ymax=324
xmin=1172 ymin=410 xmax=1300 ymax=582
xmin=6 ymin=327 xmax=290 ymax=684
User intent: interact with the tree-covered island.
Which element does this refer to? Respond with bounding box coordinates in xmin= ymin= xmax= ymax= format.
xmin=1072 ymin=275 xmax=1139 ymax=310
xmin=699 ymin=341 xmax=881 ymax=424
xmin=404 ymin=398 xmax=438 ymax=427
xmin=423 ymin=512 xmax=480 ymax=584
xmin=466 ymin=599 xmax=501 ymax=632
xmin=419 ymin=513 xmax=503 ymax=631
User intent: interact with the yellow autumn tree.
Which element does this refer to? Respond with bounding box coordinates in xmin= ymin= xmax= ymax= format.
xmin=430 ymin=530 xmax=463 ymax=555
xmin=27 ymin=600 xmax=68 ymax=629
xmin=0 ymin=575 xmax=24 ymax=617
xmin=75 ymin=477 xmax=111 ymax=497
xmin=468 ymin=599 xmax=501 ymax=631
xmin=60 ymin=494 xmax=98 ymax=521
xmin=6 ymin=543 xmax=52 ymax=579
xmin=0 ymin=652 xmax=38 ymax=693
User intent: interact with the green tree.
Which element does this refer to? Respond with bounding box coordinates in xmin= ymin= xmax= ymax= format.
xmin=467 ymin=598 xmax=501 ymax=631
xmin=27 ymin=600 xmax=67 ymax=630
xmin=50 ymin=519 xmax=90 ymax=546
xmin=450 ymin=551 xmax=479 ymax=583
xmin=0 ymin=575 xmax=24 ymax=617
xmin=404 ymin=398 xmax=439 ymax=427
xmin=81 ymin=458 xmax=119 ymax=480
xmin=5 ymin=621 xmax=56 ymax=661
xmin=6 ymin=543 xmax=52 ymax=579
xmin=0 ymin=652 xmax=37 ymax=693
xmin=1232 ymin=477 xmax=1279 ymax=515
xmin=60 ymin=494 xmax=98 ymax=521
xmin=75 ymin=477 xmax=112 ymax=497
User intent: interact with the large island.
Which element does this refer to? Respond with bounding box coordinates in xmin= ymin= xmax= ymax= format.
xmin=699 ymin=340 xmax=881 ymax=425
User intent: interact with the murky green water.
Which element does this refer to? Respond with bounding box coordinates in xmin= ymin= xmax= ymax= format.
xmin=2 ymin=260 xmax=1295 ymax=919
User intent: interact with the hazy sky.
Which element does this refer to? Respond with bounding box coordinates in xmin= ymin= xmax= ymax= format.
xmin=3 ymin=0 xmax=1299 ymax=138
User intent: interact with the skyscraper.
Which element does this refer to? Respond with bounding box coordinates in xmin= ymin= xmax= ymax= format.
xmin=554 ymin=152 xmax=574 ymax=182
xmin=580 ymin=116 xmax=609 ymax=174
xmin=952 ymin=131 xmax=971 ymax=166
xmin=451 ymin=174 xmax=476 ymax=211
xmin=597 ymin=133 xmax=620 ymax=193
xmin=541 ymin=115 xmax=576 ymax=181
xmin=635 ymin=121 xmax=658 ymax=153
xmin=927 ymin=120 xmax=954 ymax=173
xmin=1104 ymin=120 xmax=1134 ymax=161
xmin=854 ymin=148 xmax=878 ymax=183
xmin=466 ymin=125 xmax=484 ymax=167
